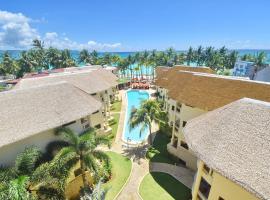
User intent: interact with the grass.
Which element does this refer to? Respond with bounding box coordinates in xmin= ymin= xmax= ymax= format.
xmin=111 ymin=100 xmax=122 ymax=112
xmin=139 ymin=172 xmax=191 ymax=200
xmin=103 ymin=152 xmax=132 ymax=200
xmin=107 ymin=113 xmax=120 ymax=142
xmin=146 ymin=132 xmax=175 ymax=164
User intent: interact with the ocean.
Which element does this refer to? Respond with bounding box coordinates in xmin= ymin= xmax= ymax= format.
xmin=0 ymin=49 xmax=270 ymax=63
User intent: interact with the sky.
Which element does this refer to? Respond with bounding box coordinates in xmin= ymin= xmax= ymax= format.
xmin=0 ymin=0 xmax=270 ymax=51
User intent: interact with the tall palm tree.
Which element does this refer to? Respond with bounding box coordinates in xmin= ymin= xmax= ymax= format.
xmin=186 ymin=47 xmax=194 ymax=66
xmin=32 ymin=39 xmax=44 ymax=49
xmin=79 ymin=49 xmax=91 ymax=64
xmin=129 ymin=100 xmax=165 ymax=144
xmin=195 ymin=45 xmax=204 ymax=66
xmin=0 ymin=51 xmax=18 ymax=76
xmin=54 ymin=128 xmax=111 ymax=194
xmin=255 ymin=51 xmax=266 ymax=67
xmin=90 ymin=50 xmax=99 ymax=65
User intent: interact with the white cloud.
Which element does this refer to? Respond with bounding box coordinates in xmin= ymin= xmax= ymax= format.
xmin=0 ymin=10 xmax=39 ymax=49
xmin=0 ymin=10 xmax=122 ymax=51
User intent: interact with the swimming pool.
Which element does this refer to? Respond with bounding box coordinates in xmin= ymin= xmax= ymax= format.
xmin=123 ymin=90 xmax=150 ymax=143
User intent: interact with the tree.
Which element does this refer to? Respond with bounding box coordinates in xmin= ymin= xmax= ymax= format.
xmin=186 ymin=47 xmax=194 ymax=66
xmin=54 ymin=128 xmax=111 ymax=194
xmin=0 ymin=147 xmax=42 ymax=200
xmin=0 ymin=51 xmax=18 ymax=76
xmin=255 ymin=51 xmax=266 ymax=67
xmin=59 ymin=49 xmax=76 ymax=68
xmin=195 ymin=45 xmax=204 ymax=66
xmin=90 ymin=50 xmax=99 ymax=65
xmin=79 ymin=49 xmax=91 ymax=64
xmin=129 ymin=100 xmax=165 ymax=144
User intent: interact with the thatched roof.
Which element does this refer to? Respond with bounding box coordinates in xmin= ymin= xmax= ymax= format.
xmin=15 ymin=68 xmax=118 ymax=94
xmin=154 ymin=65 xmax=214 ymax=88
xmin=0 ymin=82 xmax=102 ymax=148
xmin=183 ymin=98 xmax=270 ymax=200
xmin=173 ymin=72 xmax=270 ymax=110
xmin=155 ymin=67 xmax=270 ymax=110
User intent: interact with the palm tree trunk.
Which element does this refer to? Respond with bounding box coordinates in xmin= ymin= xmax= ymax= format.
xmin=80 ymin=155 xmax=88 ymax=190
xmin=148 ymin=124 xmax=152 ymax=144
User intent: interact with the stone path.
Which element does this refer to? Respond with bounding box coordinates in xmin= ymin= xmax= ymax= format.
xmin=108 ymin=89 xmax=194 ymax=200
xmin=150 ymin=162 xmax=195 ymax=189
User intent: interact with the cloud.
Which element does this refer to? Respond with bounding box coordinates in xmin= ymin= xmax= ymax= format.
xmin=0 ymin=10 xmax=39 ymax=49
xmin=0 ymin=10 xmax=122 ymax=51
xmin=43 ymin=32 xmax=122 ymax=50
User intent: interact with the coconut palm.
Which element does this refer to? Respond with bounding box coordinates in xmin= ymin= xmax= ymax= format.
xmin=186 ymin=47 xmax=194 ymax=66
xmin=129 ymin=100 xmax=165 ymax=144
xmin=53 ymin=128 xmax=111 ymax=194
xmin=90 ymin=50 xmax=99 ymax=65
xmin=0 ymin=51 xmax=18 ymax=76
xmin=59 ymin=49 xmax=76 ymax=68
xmin=0 ymin=147 xmax=42 ymax=200
xmin=195 ymin=45 xmax=204 ymax=66
xmin=255 ymin=52 xmax=266 ymax=67
xmin=79 ymin=49 xmax=91 ymax=64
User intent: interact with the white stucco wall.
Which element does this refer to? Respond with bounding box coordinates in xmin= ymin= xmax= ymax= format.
xmin=0 ymin=118 xmax=87 ymax=166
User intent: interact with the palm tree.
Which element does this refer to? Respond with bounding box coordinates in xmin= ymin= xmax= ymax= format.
xmin=129 ymin=100 xmax=165 ymax=144
xmin=54 ymin=128 xmax=111 ymax=194
xmin=0 ymin=147 xmax=42 ymax=200
xmin=195 ymin=45 xmax=204 ymax=66
xmin=255 ymin=51 xmax=266 ymax=67
xmin=59 ymin=49 xmax=76 ymax=68
xmin=79 ymin=49 xmax=91 ymax=64
xmin=0 ymin=51 xmax=18 ymax=76
xmin=32 ymin=39 xmax=44 ymax=49
xmin=90 ymin=50 xmax=99 ymax=65
xmin=186 ymin=47 xmax=194 ymax=66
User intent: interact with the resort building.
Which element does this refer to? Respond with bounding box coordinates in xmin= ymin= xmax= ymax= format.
xmin=155 ymin=66 xmax=270 ymax=171
xmin=184 ymin=98 xmax=270 ymax=200
xmin=232 ymin=60 xmax=255 ymax=79
xmin=14 ymin=67 xmax=118 ymax=132
xmin=0 ymin=82 xmax=103 ymax=166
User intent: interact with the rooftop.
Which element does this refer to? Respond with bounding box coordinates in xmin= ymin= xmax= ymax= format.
xmin=183 ymin=98 xmax=270 ymax=200
xmin=155 ymin=66 xmax=270 ymax=110
xmin=15 ymin=67 xmax=118 ymax=94
xmin=0 ymin=82 xmax=102 ymax=149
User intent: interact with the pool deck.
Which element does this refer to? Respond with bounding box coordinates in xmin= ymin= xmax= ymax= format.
xmin=108 ymin=89 xmax=194 ymax=200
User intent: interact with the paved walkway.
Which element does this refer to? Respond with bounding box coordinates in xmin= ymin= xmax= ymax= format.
xmin=150 ymin=162 xmax=195 ymax=189
xmin=108 ymin=89 xmax=194 ymax=200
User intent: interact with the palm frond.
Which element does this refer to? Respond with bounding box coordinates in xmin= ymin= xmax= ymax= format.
xmin=55 ymin=127 xmax=79 ymax=148
xmin=15 ymin=146 xmax=42 ymax=176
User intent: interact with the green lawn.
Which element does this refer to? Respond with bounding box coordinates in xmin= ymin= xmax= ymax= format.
xmin=103 ymin=152 xmax=132 ymax=200
xmin=146 ymin=132 xmax=175 ymax=164
xmin=108 ymin=113 xmax=120 ymax=142
xmin=111 ymin=100 xmax=122 ymax=112
xmin=139 ymin=172 xmax=191 ymax=200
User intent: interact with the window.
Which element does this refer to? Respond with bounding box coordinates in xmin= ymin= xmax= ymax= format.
xmin=81 ymin=117 xmax=88 ymax=124
xmin=62 ymin=121 xmax=76 ymax=127
xmin=172 ymin=137 xmax=178 ymax=148
xmin=203 ymin=164 xmax=210 ymax=174
xmin=84 ymin=124 xmax=90 ymax=129
xmin=95 ymin=124 xmax=101 ymax=129
xmin=92 ymin=110 xmax=99 ymax=114
xmin=218 ymin=197 xmax=225 ymax=200
xmin=171 ymin=106 xmax=175 ymax=111
xmin=199 ymin=178 xmax=211 ymax=198
xmin=180 ymin=141 xmax=189 ymax=150
xmin=91 ymin=93 xmax=97 ymax=96
xmin=176 ymin=107 xmax=181 ymax=113
xmin=182 ymin=121 xmax=187 ymax=127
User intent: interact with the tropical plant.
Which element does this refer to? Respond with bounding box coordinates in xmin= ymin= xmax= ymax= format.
xmin=53 ymin=127 xmax=111 ymax=194
xmin=129 ymin=100 xmax=165 ymax=144
xmin=0 ymin=146 xmax=42 ymax=200
xmin=80 ymin=179 xmax=108 ymax=200
xmin=79 ymin=49 xmax=91 ymax=64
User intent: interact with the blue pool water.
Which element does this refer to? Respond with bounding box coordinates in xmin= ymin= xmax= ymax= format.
xmin=123 ymin=90 xmax=150 ymax=143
